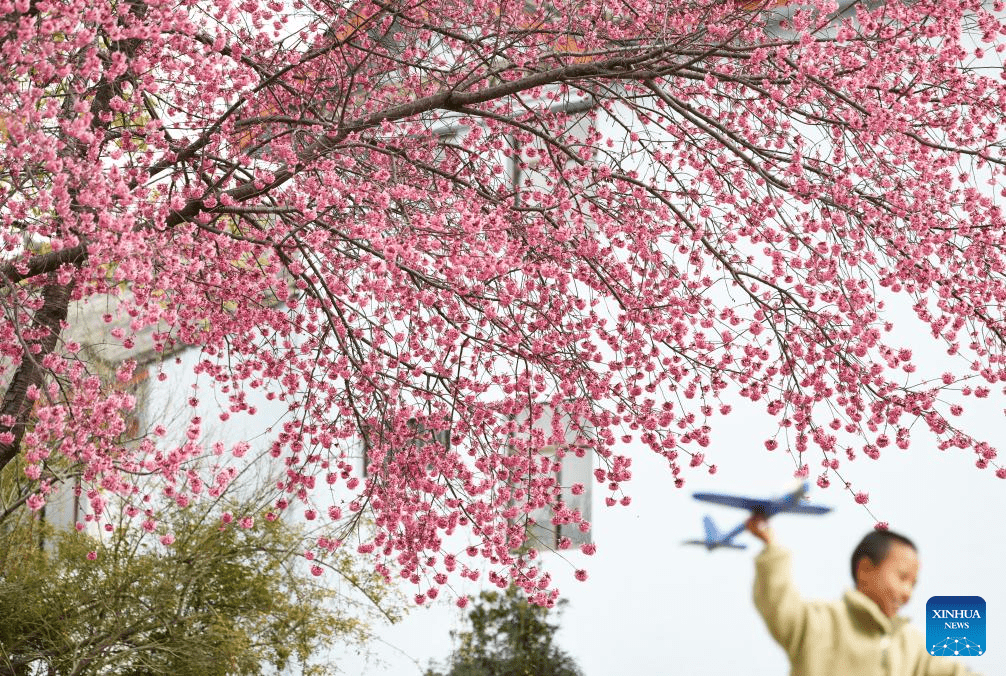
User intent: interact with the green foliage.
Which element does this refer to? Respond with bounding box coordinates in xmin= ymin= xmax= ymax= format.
xmin=425 ymin=586 xmax=583 ymax=676
xmin=0 ymin=496 xmax=395 ymax=676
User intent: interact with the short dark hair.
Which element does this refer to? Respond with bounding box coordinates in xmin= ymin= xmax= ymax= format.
xmin=851 ymin=530 xmax=916 ymax=583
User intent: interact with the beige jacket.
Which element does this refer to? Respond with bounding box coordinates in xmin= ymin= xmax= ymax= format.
xmin=753 ymin=543 xmax=975 ymax=676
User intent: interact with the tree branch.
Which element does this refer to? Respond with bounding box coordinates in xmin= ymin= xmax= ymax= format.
xmin=1 ymin=246 xmax=87 ymax=285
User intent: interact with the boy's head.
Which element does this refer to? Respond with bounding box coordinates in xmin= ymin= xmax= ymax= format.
xmin=851 ymin=530 xmax=918 ymax=618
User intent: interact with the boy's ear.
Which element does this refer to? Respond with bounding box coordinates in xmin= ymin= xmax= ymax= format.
xmin=855 ymin=557 xmax=876 ymax=586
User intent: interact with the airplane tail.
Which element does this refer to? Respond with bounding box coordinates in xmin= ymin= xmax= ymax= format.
xmin=786 ymin=481 xmax=810 ymax=503
xmin=703 ymin=514 xmax=720 ymax=541
xmin=681 ymin=515 xmax=747 ymax=550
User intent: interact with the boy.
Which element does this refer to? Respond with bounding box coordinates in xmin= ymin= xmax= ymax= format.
xmin=746 ymin=514 xmax=978 ymax=675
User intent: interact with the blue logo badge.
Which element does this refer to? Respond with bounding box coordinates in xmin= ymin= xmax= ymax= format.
xmin=926 ymin=596 xmax=985 ymax=657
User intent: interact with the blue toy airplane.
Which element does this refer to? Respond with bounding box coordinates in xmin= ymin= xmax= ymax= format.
xmin=684 ymin=482 xmax=831 ymax=550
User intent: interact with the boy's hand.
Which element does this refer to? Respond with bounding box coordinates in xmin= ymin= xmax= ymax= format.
xmin=746 ymin=514 xmax=774 ymax=545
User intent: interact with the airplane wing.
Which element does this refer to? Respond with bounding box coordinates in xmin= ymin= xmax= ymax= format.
xmin=692 ymin=492 xmax=773 ymax=512
xmin=778 ymin=503 xmax=832 ymax=515
xmin=682 ymin=539 xmax=748 ymax=550
xmin=694 ymin=483 xmax=829 ymax=516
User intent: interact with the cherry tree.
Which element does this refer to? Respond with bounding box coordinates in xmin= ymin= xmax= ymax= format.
xmin=3 ymin=0 xmax=1006 ymax=603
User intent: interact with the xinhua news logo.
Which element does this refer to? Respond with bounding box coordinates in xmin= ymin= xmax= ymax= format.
xmin=926 ymin=596 xmax=986 ymax=657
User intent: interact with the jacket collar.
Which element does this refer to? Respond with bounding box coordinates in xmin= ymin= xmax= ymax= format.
xmin=844 ymin=589 xmax=910 ymax=635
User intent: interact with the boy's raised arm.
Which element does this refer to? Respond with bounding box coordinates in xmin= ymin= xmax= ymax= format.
xmin=748 ymin=514 xmax=812 ymax=657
